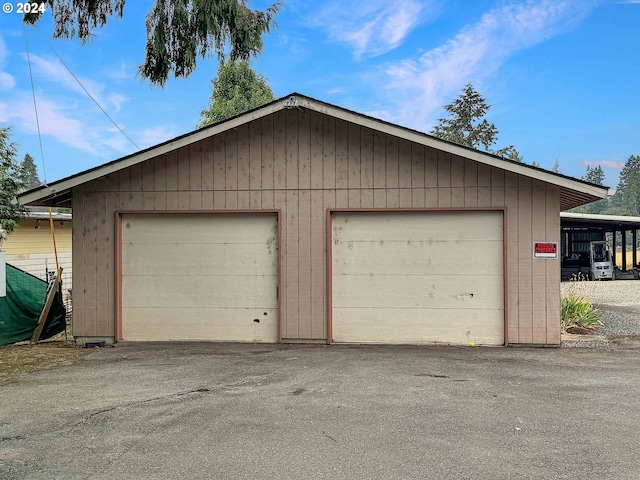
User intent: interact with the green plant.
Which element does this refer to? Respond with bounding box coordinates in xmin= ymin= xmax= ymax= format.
xmin=561 ymin=294 xmax=603 ymax=333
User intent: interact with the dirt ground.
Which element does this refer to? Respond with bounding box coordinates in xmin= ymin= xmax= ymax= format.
xmin=0 ymin=340 xmax=89 ymax=385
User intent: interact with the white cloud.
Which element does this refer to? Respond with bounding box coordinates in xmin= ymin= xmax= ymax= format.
xmin=105 ymin=92 xmax=130 ymax=112
xmin=11 ymin=95 xmax=98 ymax=153
xmin=135 ymin=125 xmax=180 ymax=149
xmin=0 ymin=72 xmax=15 ymax=89
xmin=100 ymin=126 xmax=139 ymax=153
xmin=582 ymin=159 xmax=625 ymax=170
xmin=105 ymin=62 xmax=130 ymax=81
xmin=382 ymin=0 xmax=602 ymax=130
xmin=274 ymin=34 xmax=310 ymax=57
xmin=3 ymin=92 xmax=136 ymax=156
xmin=1 ymin=52 xmax=133 ymax=154
xmin=24 ymin=54 xmax=130 ymax=113
xmin=27 ymin=54 xmax=94 ymax=93
xmin=0 ymin=34 xmax=15 ymax=90
xmin=312 ymin=0 xmax=426 ymax=58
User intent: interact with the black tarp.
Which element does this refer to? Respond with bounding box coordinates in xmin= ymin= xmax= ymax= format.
xmin=0 ymin=264 xmax=67 ymax=346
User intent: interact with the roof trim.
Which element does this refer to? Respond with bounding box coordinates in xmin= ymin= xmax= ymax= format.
xmin=25 ymin=211 xmax=72 ymax=221
xmin=561 ymin=212 xmax=640 ymax=224
xmin=18 ymin=92 xmax=609 ymax=206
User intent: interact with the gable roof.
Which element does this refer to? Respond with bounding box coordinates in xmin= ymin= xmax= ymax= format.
xmin=17 ymin=92 xmax=608 ymax=210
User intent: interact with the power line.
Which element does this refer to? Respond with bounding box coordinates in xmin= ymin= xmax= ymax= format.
xmin=23 ymin=25 xmax=47 ymax=184
xmin=33 ymin=25 xmax=141 ymax=151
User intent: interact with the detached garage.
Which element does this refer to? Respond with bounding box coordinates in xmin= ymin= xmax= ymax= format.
xmin=18 ymin=93 xmax=608 ymax=346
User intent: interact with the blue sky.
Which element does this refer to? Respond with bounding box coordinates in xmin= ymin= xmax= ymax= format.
xmin=0 ymin=0 xmax=638 ymax=189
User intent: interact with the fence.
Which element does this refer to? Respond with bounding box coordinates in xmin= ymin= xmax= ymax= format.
xmin=46 ymin=269 xmax=73 ymax=334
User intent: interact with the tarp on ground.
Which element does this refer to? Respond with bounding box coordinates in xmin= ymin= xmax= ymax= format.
xmin=0 ymin=264 xmax=67 ymax=346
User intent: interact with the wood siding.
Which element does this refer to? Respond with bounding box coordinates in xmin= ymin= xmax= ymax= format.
xmin=4 ymin=219 xmax=73 ymax=289
xmin=3 ymin=219 xmax=72 ymax=255
xmin=72 ymin=108 xmax=561 ymax=344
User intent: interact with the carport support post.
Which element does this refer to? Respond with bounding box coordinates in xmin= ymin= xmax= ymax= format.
xmin=612 ymin=230 xmax=617 ymax=267
xmin=623 ymin=230 xmax=627 ymax=271
xmin=634 ymin=230 xmax=638 ymax=269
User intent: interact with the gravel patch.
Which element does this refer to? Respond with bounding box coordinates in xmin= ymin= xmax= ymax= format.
xmin=560 ymin=335 xmax=612 ymax=349
xmin=561 ymin=280 xmax=640 ymax=347
xmin=561 ymin=279 xmax=640 ymax=307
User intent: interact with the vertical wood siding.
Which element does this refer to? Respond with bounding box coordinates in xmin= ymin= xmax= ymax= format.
xmin=73 ymin=108 xmax=561 ymax=343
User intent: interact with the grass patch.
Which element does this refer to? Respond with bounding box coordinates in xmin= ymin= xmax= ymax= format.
xmin=0 ymin=342 xmax=89 ymax=385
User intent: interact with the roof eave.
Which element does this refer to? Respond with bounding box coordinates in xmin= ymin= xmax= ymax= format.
xmin=18 ymin=97 xmax=291 ymax=207
xmin=294 ymin=96 xmax=609 ymax=206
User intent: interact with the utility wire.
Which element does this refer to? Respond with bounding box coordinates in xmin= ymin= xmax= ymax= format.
xmin=24 ymin=25 xmax=48 ymax=185
xmin=34 ymin=25 xmax=141 ymax=151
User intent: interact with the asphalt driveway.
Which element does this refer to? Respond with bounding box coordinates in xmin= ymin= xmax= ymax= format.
xmin=1 ymin=342 xmax=640 ymax=479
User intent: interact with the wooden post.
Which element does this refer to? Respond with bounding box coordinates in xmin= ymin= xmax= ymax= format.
xmin=30 ymin=267 xmax=62 ymax=344
xmin=48 ymin=208 xmax=60 ymax=272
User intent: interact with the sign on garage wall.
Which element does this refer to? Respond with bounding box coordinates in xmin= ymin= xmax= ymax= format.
xmin=533 ymin=242 xmax=558 ymax=259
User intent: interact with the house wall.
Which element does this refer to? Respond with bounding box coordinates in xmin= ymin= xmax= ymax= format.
xmin=72 ymin=108 xmax=561 ymax=344
xmin=4 ymin=218 xmax=73 ymax=289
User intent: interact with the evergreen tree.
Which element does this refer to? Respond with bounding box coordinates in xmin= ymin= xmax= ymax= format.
xmin=571 ymin=165 xmax=607 ymax=214
xmin=431 ymin=82 xmax=523 ymax=162
xmin=431 ymin=83 xmax=498 ymax=151
xmin=583 ymin=165 xmax=605 ymax=185
xmin=611 ymin=155 xmax=640 ymax=216
xmin=18 ymin=153 xmax=41 ymax=190
xmin=574 ymin=165 xmax=607 ymax=214
xmin=495 ymin=145 xmax=524 ymax=163
xmin=198 ymin=59 xmax=275 ymax=128
xmin=24 ymin=0 xmax=283 ymax=87
xmin=0 ymin=127 xmax=26 ymax=232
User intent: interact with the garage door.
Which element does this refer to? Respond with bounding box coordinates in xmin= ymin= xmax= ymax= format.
xmin=331 ymin=211 xmax=504 ymax=345
xmin=121 ymin=213 xmax=278 ymax=342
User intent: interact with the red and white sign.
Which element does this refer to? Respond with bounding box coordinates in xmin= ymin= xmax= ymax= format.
xmin=533 ymin=242 xmax=558 ymax=259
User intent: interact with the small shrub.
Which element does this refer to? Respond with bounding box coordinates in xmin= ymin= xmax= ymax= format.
xmin=561 ymin=294 xmax=603 ymax=333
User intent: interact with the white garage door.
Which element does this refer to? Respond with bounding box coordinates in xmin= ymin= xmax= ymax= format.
xmin=121 ymin=214 xmax=278 ymax=342
xmin=332 ymin=211 xmax=504 ymax=345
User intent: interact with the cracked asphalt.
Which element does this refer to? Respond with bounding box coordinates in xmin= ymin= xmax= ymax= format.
xmin=1 ymin=342 xmax=640 ymax=479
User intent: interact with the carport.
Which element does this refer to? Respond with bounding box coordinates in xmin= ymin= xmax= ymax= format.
xmin=561 ymin=212 xmax=640 ymax=274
